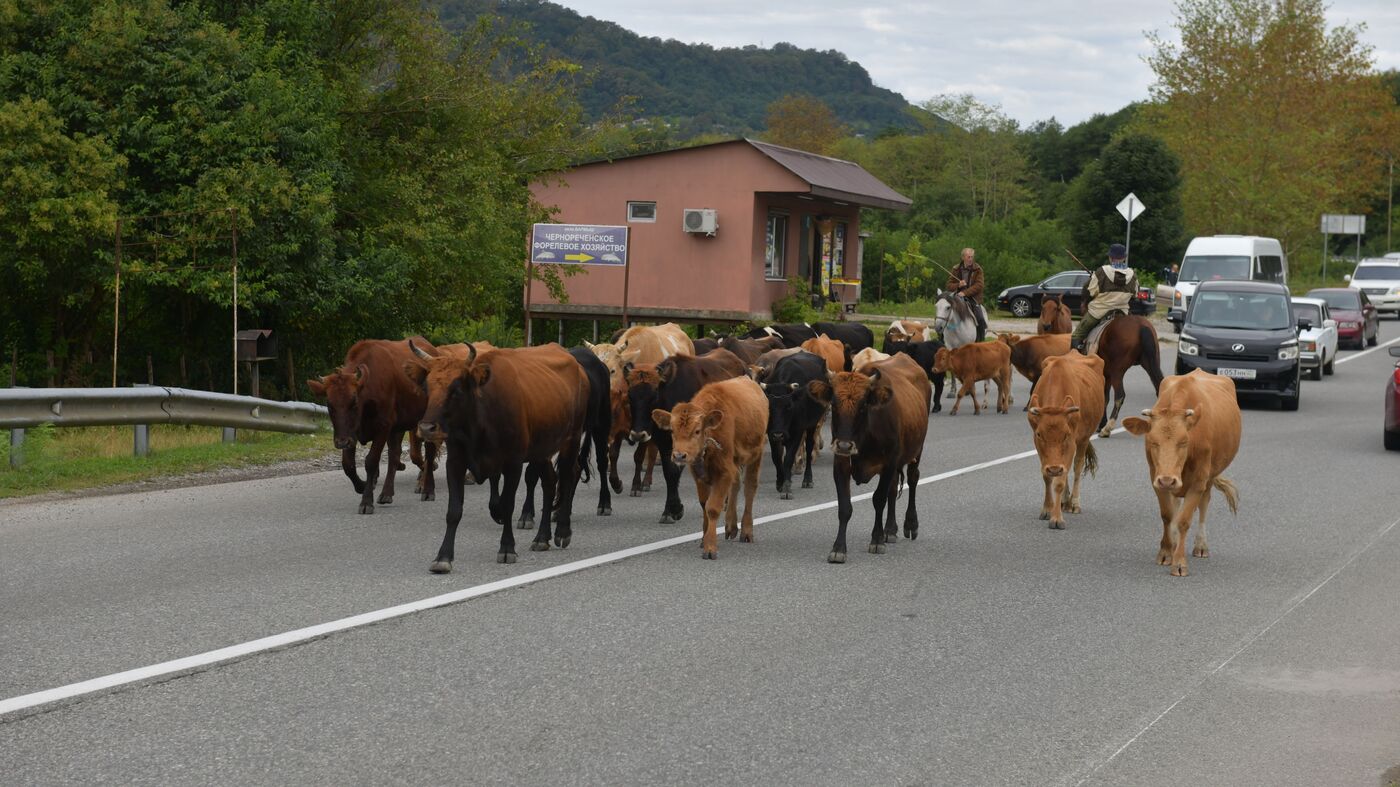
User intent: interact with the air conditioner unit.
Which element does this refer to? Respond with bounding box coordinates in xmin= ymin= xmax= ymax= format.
xmin=682 ymin=208 xmax=718 ymax=235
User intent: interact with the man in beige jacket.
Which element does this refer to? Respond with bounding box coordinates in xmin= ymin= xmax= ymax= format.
xmin=1071 ymin=243 xmax=1138 ymax=353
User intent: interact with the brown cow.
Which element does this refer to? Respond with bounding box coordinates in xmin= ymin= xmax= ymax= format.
xmin=748 ymin=346 xmax=805 ymax=382
xmin=883 ymin=319 xmax=928 ymax=349
xmin=933 ymin=342 xmax=1013 ymax=415
xmin=652 ymin=375 xmax=768 ymax=559
xmin=716 ymin=334 xmax=785 ymax=365
xmin=807 ymin=353 xmax=931 ymax=563
xmin=308 ymin=337 xmax=438 ymax=514
xmin=1008 ymin=333 xmax=1072 ymax=411
xmin=584 ymin=339 xmax=661 ymax=497
xmin=1038 ymin=295 xmax=1072 ymax=334
xmin=615 ymin=323 xmax=694 ymax=365
xmin=428 ymin=343 xmax=589 ymax=573
xmin=801 ymin=334 xmax=848 ymax=373
xmin=1026 ymin=353 xmax=1106 ymax=529
xmin=850 ymin=347 xmax=891 ymax=369
xmin=1123 ymin=370 xmax=1241 ymax=577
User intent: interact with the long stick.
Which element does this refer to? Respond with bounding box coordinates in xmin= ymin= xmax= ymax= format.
xmin=1063 ymin=248 xmax=1091 ymax=272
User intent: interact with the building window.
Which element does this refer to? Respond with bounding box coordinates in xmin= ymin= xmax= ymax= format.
xmin=627 ymin=201 xmax=656 ymax=223
xmin=834 ymin=222 xmax=847 ymax=277
xmin=765 ymin=213 xmax=788 ymax=279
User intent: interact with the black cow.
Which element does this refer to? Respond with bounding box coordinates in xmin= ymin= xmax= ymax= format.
xmin=884 ymin=339 xmax=948 ymax=413
xmin=813 ymin=322 xmax=875 ymax=354
xmin=517 ymin=347 xmax=614 ymax=528
xmin=761 ymin=351 xmax=829 ymax=499
xmin=624 ymin=349 xmax=747 ymax=523
xmin=740 ymin=323 xmax=818 ymax=348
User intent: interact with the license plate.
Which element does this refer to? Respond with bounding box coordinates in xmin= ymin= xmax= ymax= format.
xmin=1218 ymin=367 xmax=1257 ymax=380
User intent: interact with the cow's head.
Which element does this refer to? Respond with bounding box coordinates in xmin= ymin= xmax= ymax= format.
xmin=651 ymin=402 xmax=722 ymax=474
xmin=1027 ymin=394 xmax=1081 ymax=478
xmin=806 ymin=368 xmax=894 ymax=457
xmin=586 ymin=341 xmax=625 ymax=386
xmin=999 ymin=333 xmax=1022 ymax=348
xmin=306 ymin=364 xmax=368 ymax=450
xmin=624 ymin=360 xmax=669 ymax=444
xmin=759 ymin=378 xmax=807 ymax=443
xmin=932 ymin=347 xmax=953 ymax=375
xmin=1123 ymin=407 xmax=1200 ymax=491
xmin=405 ymin=339 xmax=477 ymax=443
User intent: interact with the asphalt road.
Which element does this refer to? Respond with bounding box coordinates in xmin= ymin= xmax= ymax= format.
xmin=3 ymin=337 xmax=1399 ymax=785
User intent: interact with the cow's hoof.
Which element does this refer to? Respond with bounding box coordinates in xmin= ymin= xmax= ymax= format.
xmin=421 ymin=491 xmax=435 ymax=502
xmin=377 ymin=493 xmax=393 ymax=505
xmin=530 ymin=541 xmax=550 ymax=551
xmin=1170 ymin=565 xmax=1189 ymax=577
xmin=1098 ymin=427 xmax=1113 ymax=438
xmin=516 ymin=516 xmax=534 ymax=530
xmin=931 ymin=404 xmax=942 ymax=414
xmin=630 ymin=489 xmax=642 ymax=498
xmin=885 ymin=531 xmax=898 ymax=543
xmin=903 ymin=526 xmax=918 ymax=540
xmin=802 ymin=479 xmax=813 ymax=489
xmin=598 ymin=506 xmax=612 ymax=516
xmin=868 ymin=543 xmax=887 ymax=554
xmin=642 ymin=483 xmax=653 ymax=492
xmin=1065 ymin=503 xmax=1081 ymax=514
xmin=780 ymin=491 xmax=793 ymax=500
xmin=739 ymin=533 xmax=753 ymax=543
xmin=660 ymin=514 xmax=676 ymax=524
xmin=554 ymin=535 xmax=570 ymax=549
xmin=702 ymin=550 xmax=717 ymax=560
xmin=429 ymin=560 xmax=452 ymax=574
xmin=1048 ymin=520 xmax=1065 ymax=530
xmin=358 ymin=502 xmax=374 ymax=515
xmin=1193 ymin=546 xmax=1209 ymax=558
xmin=827 ymin=551 xmax=847 ymax=564
xmin=497 ymin=552 xmax=517 ymax=564
xmin=414 ymin=483 xmax=424 ymax=495
xmin=610 ymin=479 xmax=623 ymax=494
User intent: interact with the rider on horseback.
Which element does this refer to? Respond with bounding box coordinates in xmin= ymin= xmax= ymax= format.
xmin=1071 ymin=243 xmax=1138 ymax=354
xmin=946 ymin=248 xmax=987 ymax=342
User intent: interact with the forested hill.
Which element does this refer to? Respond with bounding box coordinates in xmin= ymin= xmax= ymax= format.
xmin=435 ymin=0 xmax=920 ymax=136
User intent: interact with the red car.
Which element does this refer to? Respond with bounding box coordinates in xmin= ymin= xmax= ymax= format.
xmin=1388 ymin=347 xmax=1400 ymax=451
xmin=1307 ymin=288 xmax=1380 ymax=349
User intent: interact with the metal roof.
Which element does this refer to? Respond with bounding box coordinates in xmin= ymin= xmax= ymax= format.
xmin=744 ymin=139 xmax=912 ymax=211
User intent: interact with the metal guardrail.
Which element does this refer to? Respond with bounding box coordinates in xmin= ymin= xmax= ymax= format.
xmin=2 ymin=387 xmax=328 ymax=467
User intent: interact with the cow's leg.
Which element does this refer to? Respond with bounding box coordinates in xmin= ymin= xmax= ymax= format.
xmin=551 ymin=434 xmax=581 ymax=549
xmin=1168 ymin=488 xmax=1205 ymax=576
xmin=608 ymin=434 xmax=624 ymax=495
xmin=1154 ymin=487 xmax=1179 ymax=565
xmin=487 ymin=475 xmax=505 ymax=525
xmin=657 ymin=433 xmax=685 ymax=524
xmin=829 ymin=459 xmax=853 ymax=563
xmin=980 ymin=379 xmax=990 ymax=413
xmin=430 ymin=449 xmax=469 ymax=574
xmin=629 ymin=442 xmax=646 ymax=497
xmin=1066 ymin=441 xmax=1087 ymax=514
xmin=518 ymin=463 xmax=538 ymax=529
xmin=770 ymin=435 xmax=788 ymax=495
xmin=1046 ymin=472 xmax=1067 ymax=530
xmin=342 ymin=445 xmax=365 ymax=494
xmin=868 ymin=470 xmax=894 ymax=553
xmin=409 ymin=433 xmax=425 ymax=494
xmin=740 ymin=460 xmax=760 ymax=543
xmin=800 ymin=425 xmax=817 ymax=489
xmin=642 ymin=443 xmax=657 ymax=492
xmin=696 ymin=474 xmax=718 ymax=559
xmin=1192 ymin=487 xmax=1212 ymax=558
xmin=530 ymin=460 xmax=556 ymax=550
xmin=723 ymin=471 xmax=740 ymax=541
xmin=1039 ymin=473 xmax=1054 ymax=522
xmin=358 ymin=435 xmax=386 ymax=514
xmin=930 ymin=373 xmax=944 ymax=413
xmin=377 ymin=428 xmax=404 ymax=505
xmin=420 ymin=440 xmax=437 ymax=502
xmin=902 ymin=460 xmax=920 ymax=540
xmin=950 ymin=381 xmax=971 ymax=416
xmin=493 ymin=463 xmax=524 ymax=564
xmin=1023 ymin=375 xmax=1038 ymax=413
xmin=779 ymin=436 xmax=802 ymax=498
xmin=593 ymin=427 xmax=612 ymax=516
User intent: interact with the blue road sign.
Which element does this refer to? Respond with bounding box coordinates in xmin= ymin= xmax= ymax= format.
xmin=531 ymin=224 xmax=628 ymax=266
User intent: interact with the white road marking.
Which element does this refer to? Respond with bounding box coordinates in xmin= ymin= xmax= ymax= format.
xmin=1071 ymin=513 xmax=1400 ymax=786
xmin=3 ymin=432 xmax=1118 ymax=720
xmin=1334 ymin=334 xmax=1400 ymax=365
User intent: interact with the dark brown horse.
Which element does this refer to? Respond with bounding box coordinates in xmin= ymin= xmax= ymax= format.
xmin=1039 ymin=296 xmax=1072 ymax=334
xmin=1094 ymin=314 xmax=1164 ymax=437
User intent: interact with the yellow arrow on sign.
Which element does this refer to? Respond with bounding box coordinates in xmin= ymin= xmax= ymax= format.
xmin=565 ymin=252 xmax=594 ymax=263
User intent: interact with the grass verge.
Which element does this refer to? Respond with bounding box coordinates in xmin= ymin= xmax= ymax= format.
xmin=0 ymin=424 xmax=331 ymax=499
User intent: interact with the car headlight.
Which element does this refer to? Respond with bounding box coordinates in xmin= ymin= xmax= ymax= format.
xmin=1340 ymin=321 xmax=1360 ymax=329
xmin=1278 ymin=342 xmax=1299 ymax=360
xmin=998 ymin=289 xmax=1009 ymax=299
xmin=1173 ymin=291 xmax=1182 ymax=305
xmin=1391 ymin=286 xmax=1400 ymax=296
xmin=1178 ymin=337 xmax=1200 ymax=356
xmin=1301 ymin=340 xmax=1316 ymax=352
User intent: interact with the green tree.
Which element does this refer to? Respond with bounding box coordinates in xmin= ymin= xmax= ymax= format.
xmin=763 ymin=94 xmax=849 ymax=155
xmin=1062 ymin=133 xmax=1186 ymax=271
xmin=919 ymin=94 xmax=1030 ymax=221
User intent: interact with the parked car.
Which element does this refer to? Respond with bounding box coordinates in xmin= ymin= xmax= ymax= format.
xmin=1305 ymin=287 xmax=1379 ymax=348
xmin=1176 ymin=280 xmax=1302 ymax=410
xmin=1168 ymin=235 xmax=1288 ymax=332
xmin=1290 ymin=297 xmax=1338 ymax=380
xmin=996 ymin=270 xmax=1155 ymax=318
xmin=1346 ymin=258 xmax=1400 ymax=318
xmin=1387 ymin=347 xmax=1400 ymax=450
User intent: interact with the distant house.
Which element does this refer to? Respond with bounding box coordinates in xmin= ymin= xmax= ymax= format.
xmin=526 ymin=139 xmax=911 ymax=331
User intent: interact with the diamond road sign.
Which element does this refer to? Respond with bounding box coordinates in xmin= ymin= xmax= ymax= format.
xmin=1116 ymin=193 xmax=1147 ymax=222
xmin=531 ymin=224 xmax=628 ymax=266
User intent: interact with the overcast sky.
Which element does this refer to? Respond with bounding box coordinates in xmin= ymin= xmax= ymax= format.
xmin=556 ymin=0 xmax=1400 ymax=126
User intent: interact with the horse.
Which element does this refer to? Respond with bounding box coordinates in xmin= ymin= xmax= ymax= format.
xmin=1038 ymin=295 xmax=1072 ymax=334
xmin=1093 ymin=314 xmax=1165 ymax=437
xmin=934 ymin=291 xmax=987 ymax=401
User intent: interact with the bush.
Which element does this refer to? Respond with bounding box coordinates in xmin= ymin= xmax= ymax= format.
xmin=771 ymin=277 xmax=819 ymax=324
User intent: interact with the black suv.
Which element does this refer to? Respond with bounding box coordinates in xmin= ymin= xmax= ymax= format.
xmin=1175 ymin=280 xmax=1302 ymax=410
xmin=996 ymin=270 xmax=1156 ymax=318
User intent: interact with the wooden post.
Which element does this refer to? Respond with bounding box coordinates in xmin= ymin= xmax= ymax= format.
xmin=9 ymin=345 xmax=16 ymax=387
xmin=45 ymin=350 xmax=54 ymax=388
xmin=180 ymin=354 xmax=188 ymax=387
xmin=286 ymin=348 xmax=296 ymax=400
xmin=113 ymin=216 xmax=121 ymax=387
xmin=146 ymin=354 xmax=154 ymax=385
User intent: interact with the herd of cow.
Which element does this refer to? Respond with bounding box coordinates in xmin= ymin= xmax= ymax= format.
xmin=307 ymin=301 xmax=1242 ymax=578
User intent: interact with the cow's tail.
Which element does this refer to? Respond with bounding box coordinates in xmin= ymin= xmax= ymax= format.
xmin=1212 ymin=476 xmax=1239 ymax=515
xmin=576 ymin=431 xmax=594 ymax=484
xmin=1137 ymin=322 xmax=1164 ymax=393
xmin=1083 ymin=442 xmax=1098 ymax=478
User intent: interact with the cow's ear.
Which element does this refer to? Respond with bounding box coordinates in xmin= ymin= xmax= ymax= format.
xmin=306 ymin=378 xmax=326 ymax=396
xmin=402 ymin=362 xmax=427 ymax=387
xmin=748 ymin=364 xmax=763 ymax=380
xmin=1184 ymin=407 xmax=1199 ymax=427
xmin=807 ymin=380 xmax=833 ymax=405
xmin=353 ymin=363 xmax=368 ymax=383
xmin=1122 ymin=417 xmax=1151 ymax=436
xmin=703 ymin=410 xmax=723 ymax=430
xmin=622 ymin=362 xmax=635 ymax=382
xmin=868 ymin=383 xmax=894 ymax=407
xmin=651 ymin=409 xmax=673 ymax=431
xmin=657 ymin=359 xmax=675 ymax=383
xmin=468 ymin=364 xmax=491 ymax=386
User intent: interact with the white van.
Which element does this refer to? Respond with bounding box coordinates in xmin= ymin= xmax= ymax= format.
xmin=1347 ymin=258 xmax=1400 ymax=316
xmin=1168 ymin=235 xmax=1288 ymax=330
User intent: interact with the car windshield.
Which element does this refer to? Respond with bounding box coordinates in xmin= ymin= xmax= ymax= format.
xmin=1180 ymin=255 xmax=1250 ymax=283
xmin=1189 ymin=291 xmax=1292 ymax=330
xmin=1309 ymin=291 xmax=1359 ymax=310
xmin=1290 ymin=303 xmax=1322 ymax=325
xmin=1352 ymin=265 xmax=1400 ymax=281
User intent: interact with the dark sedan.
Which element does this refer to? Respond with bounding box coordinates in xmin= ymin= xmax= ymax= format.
xmin=1306 ymin=287 xmax=1379 ymax=349
xmin=996 ymin=270 xmax=1155 ymax=318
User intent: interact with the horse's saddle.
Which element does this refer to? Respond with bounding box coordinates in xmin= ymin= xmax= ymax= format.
xmin=1085 ymin=311 xmax=1123 ymax=355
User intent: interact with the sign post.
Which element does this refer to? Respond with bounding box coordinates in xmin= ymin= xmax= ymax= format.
xmin=1321 ymin=214 xmax=1365 ymax=280
xmin=530 ymin=223 xmax=629 ymax=336
xmin=1115 ymin=192 xmax=1147 ymax=263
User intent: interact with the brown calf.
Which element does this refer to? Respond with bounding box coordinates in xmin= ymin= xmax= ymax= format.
xmin=801 ymin=334 xmax=849 ymax=373
xmin=933 ymin=342 xmax=1013 ymax=415
xmin=652 ymin=375 xmax=768 ymax=559
xmin=1026 ymin=353 xmax=1106 ymax=529
xmin=1008 ymin=333 xmax=1072 ymax=411
xmin=1122 ymin=370 xmax=1241 ymax=577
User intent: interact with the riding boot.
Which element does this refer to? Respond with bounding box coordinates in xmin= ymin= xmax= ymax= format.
xmin=972 ymin=300 xmax=987 ymax=342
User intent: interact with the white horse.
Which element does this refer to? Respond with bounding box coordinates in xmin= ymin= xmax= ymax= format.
xmin=934 ymin=291 xmax=989 ymax=400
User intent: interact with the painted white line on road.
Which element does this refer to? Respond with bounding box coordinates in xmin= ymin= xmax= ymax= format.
xmin=1335 ymin=334 xmax=1400 ymax=365
xmin=1072 ymin=512 xmax=1400 ymax=786
xmin=3 ymin=432 xmax=1104 ymax=720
